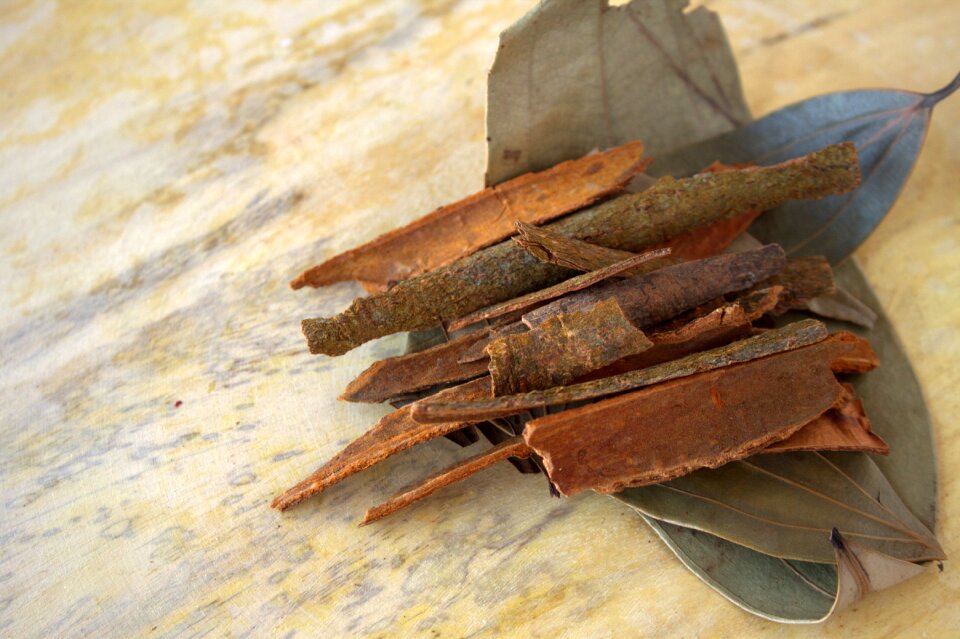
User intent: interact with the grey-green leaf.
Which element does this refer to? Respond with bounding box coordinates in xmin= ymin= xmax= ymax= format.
xmin=650 ymin=72 xmax=960 ymax=263
xmin=485 ymin=0 xmax=749 ymax=186
xmin=616 ymin=451 xmax=944 ymax=564
xmin=643 ymin=517 xmax=837 ymax=623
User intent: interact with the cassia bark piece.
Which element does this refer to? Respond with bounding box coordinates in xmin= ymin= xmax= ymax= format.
xmin=521 ymin=244 xmax=786 ymax=328
xmin=292 ymin=141 xmax=650 ymax=291
xmin=341 ymin=328 xmax=492 ymax=403
xmin=524 ymin=337 xmax=857 ymax=496
xmin=302 ymin=143 xmax=861 ymax=356
xmin=271 ymin=377 xmax=491 ymax=511
xmin=361 ymin=438 xmax=532 ymax=525
xmin=583 ymin=287 xmax=782 ymax=380
xmin=486 ymin=297 xmax=653 ymax=396
xmin=411 ymin=320 xmax=842 ymax=423
xmin=758 ymin=256 xmax=836 ymax=315
xmin=765 ymin=384 xmax=888 ymax=455
xmin=447 ymin=248 xmax=669 ymax=331
xmin=513 ymin=220 xmax=659 ymax=272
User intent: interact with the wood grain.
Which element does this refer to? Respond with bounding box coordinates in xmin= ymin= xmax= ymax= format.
xmin=1 ymin=0 xmax=957 ymax=637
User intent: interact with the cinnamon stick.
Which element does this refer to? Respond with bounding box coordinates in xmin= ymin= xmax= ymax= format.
xmin=521 ymin=244 xmax=786 ymax=328
xmin=764 ymin=383 xmax=889 ymax=455
xmin=447 ymin=248 xmax=669 ymax=331
xmin=302 ymin=143 xmax=861 ymax=356
xmin=292 ymin=141 xmax=650 ymax=291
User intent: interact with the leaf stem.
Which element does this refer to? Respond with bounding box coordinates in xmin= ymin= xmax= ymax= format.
xmin=921 ymin=69 xmax=960 ymax=107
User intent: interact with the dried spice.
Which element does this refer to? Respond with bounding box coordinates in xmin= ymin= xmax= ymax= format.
xmin=411 ymin=320 xmax=833 ymax=423
xmin=301 ymin=144 xmax=861 ymax=356
xmin=486 ymin=297 xmax=653 ymax=396
xmin=583 ymin=287 xmax=782 ymax=380
xmin=756 ymin=255 xmax=835 ymax=315
xmin=765 ymin=384 xmax=888 ymax=455
xmin=361 ymin=437 xmax=530 ymax=525
xmin=521 ymin=244 xmax=786 ymax=329
xmin=271 ymin=377 xmax=491 ymax=511
xmin=341 ymin=327 xmax=492 ymax=403
xmin=513 ymin=220 xmax=652 ymax=272
xmin=446 ymin=248 xmax=669 ymax=331
xmin=291 ymin=141 xmax=650 ymax=291
xmin=524 ymin=333 xmax=863 ymax=496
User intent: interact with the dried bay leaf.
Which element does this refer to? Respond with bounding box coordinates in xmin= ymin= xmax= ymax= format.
xmin=485 ymin=0 xmax=749 ymax=185
xmin=650 ymin=72 xmax=960 ymax=263
xmin=641 ymin=519 xmax=837 ymax=622
xmin=615 ymin=452 xmax=944 ymax=564
xmin=480 ymin=0 xmax=946 ymax=623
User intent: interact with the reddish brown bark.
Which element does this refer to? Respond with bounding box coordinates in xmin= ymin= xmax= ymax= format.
xmin=341 ymin=328 xmax=492 ymax=403
xmin=271 ymin=377 xmax=491 ymax=511
xmin=291 ymin=141 xmax=650 ymax=291
xmin=524 ymin=336 xmax=860 ymax=496
xmin=764 ymin=384 xmax=889 ymax=455
xmin=521 ymin=244 xmax=786 ymax=328
xmin=361 ymin=438 xmax=532 ymax=525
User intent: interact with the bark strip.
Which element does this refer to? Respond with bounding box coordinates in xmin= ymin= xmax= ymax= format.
xmin=361 ymin=438 xmax=532 ymax=525
xmin=410 ymin=320 xmax=836 ymax=423
xmin=486 ymin=298 xmax=654 ymax=396
xmin=272 ymin=377 xmax=491 ymax=511
xmin=341 ymin=328 xmax=492 ymax=403
xmin=764 ymin=383 xmax=889 ymax=455
xmin=292 ymin=141 xmax=650 ymax=291
xmin=447 ymin=248 xmax=669 ymax=331
xmin=521 ymin=244 xmax=786 ymax=328
xmin=524 ymin=338 xmax=853 ymax=496
xmin=302 ymin=143 xmax=861 ymax=356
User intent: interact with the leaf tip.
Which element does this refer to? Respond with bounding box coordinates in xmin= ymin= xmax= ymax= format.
xmin=922 ymin=69 xmax=960 ymax=107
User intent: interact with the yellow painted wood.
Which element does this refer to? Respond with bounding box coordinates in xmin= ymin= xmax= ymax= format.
xmin=1 ymin=1 xmax=957 ymax=636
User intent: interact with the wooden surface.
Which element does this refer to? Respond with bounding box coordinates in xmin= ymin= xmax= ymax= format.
xmin=1 ymin=1 xmax=958 ymax=636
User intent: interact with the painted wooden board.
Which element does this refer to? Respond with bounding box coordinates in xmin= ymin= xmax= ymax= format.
xmin=1 ymin=1 xmax=957 ymax=636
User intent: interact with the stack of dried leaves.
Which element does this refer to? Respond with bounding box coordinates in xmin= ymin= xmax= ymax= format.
xmin=271 ymin=0 xmax=957 ymax=625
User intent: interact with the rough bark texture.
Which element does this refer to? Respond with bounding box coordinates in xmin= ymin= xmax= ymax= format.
xmin=271 ymin=377 xmax=491 ymax=511
xmin=341 ymin=328 xmax=492 ymax=403
xmin=302 ymin=143 xmax=861 ymax=356
xmin=580 ymin=287 xmax=782 ymax=381
xmin=447 ymin=248 xmax=668 ymax=331
xmin=486 ymin=298 xmax=653 ymax=396
xmin=292 ymin=141 xmax=650 ymax=291
xmin=521 ymin=244 xmax=786 ymax=328
xmin=411 ymin=320 xmax=835 ymax=423
xmin=757 ymin=255 xmax=836 ymax=315
xmin=524 ymin=338 xmax=854 ymax=496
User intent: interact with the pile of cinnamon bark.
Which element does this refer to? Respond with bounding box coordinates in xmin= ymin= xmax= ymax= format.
xmin=272 ymin=140 xmax=888 ymax=525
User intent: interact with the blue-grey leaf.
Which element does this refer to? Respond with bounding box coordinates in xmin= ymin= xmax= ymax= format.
xmin=642 ymin=517 xmax=836 ymax=623
xmin=650 ymin=72 xmax=960 ymax=263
